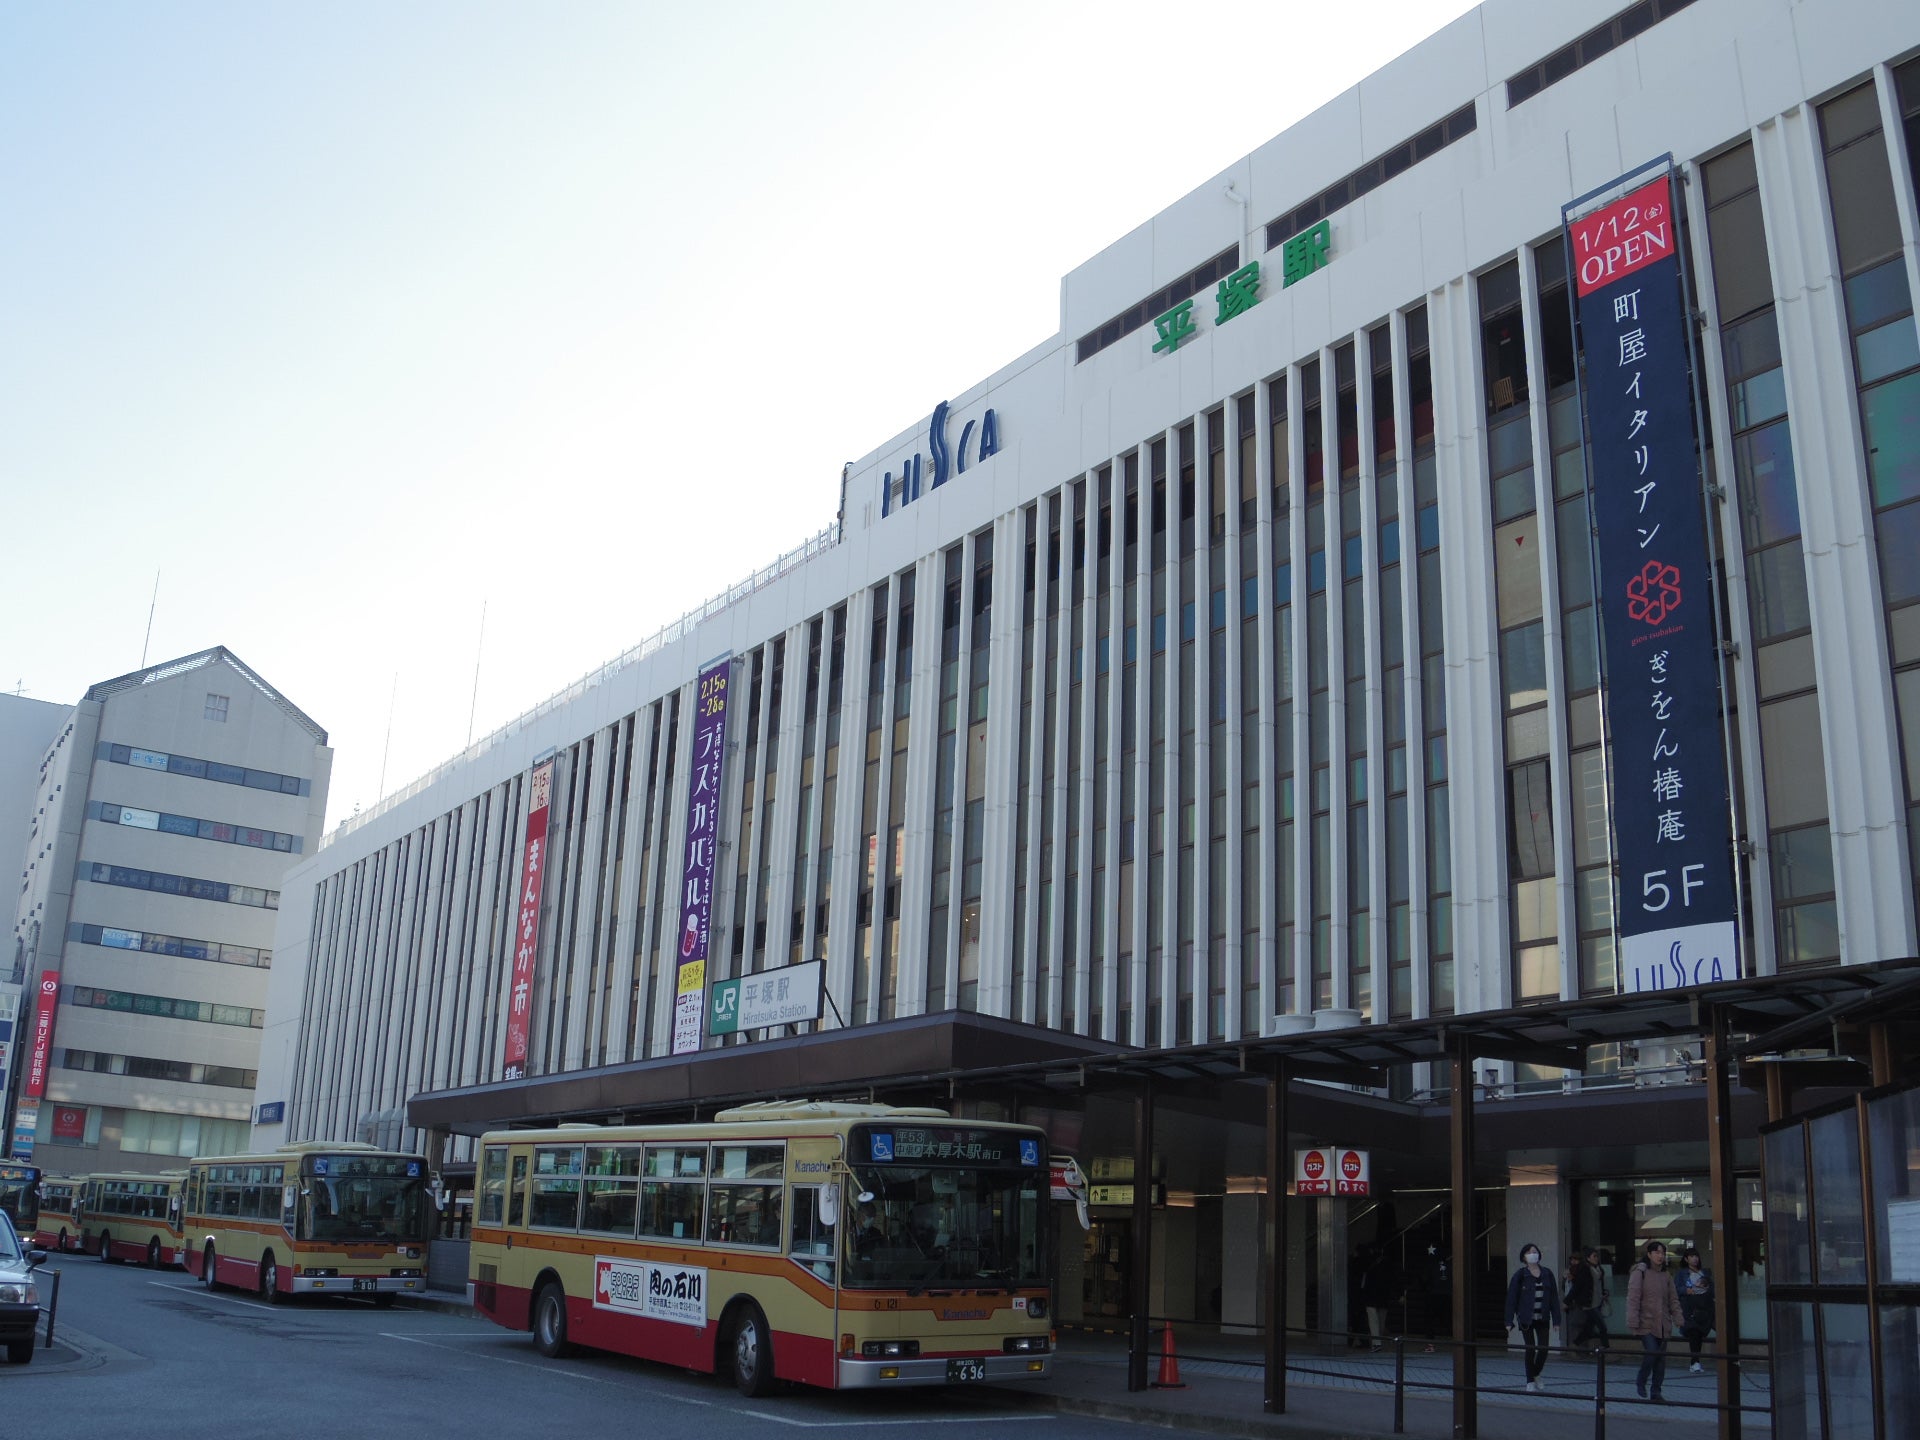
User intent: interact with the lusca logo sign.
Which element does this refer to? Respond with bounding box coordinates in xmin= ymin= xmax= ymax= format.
xmin=880 ymin=400 xmax=1001 ymax=518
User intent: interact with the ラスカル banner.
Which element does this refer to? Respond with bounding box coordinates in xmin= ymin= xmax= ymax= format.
xmin=1565 ymin=165 xmax=1738 ymax=993
xmin=673 ymin=658 xmax=733 ymax=1055
xmin=502 ymin=755 xmax=556 ymax=1081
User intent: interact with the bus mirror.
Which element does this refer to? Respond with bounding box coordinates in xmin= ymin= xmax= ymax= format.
xmin=816 ymin=1185 xmax=839 ymax=1229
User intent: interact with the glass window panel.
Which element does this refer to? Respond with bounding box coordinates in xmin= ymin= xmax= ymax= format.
xmin=1494 ymin=516 xmax=1543 ymax=629
xmin=1844 ymin=256 xmax=1914 ymax=331
xmin=1571 ymin=748 xmax=1610 ymax=868
xmin=1897 ymin=666 xmax=1920 ymax=796
xmin=1707 ymin=190 xmax=1773 ymax=322
xmin=1722 ymin=309 xmax=1782 ymax=382
xmin=1501 ymin=623 xmax=1548 ymax=710
xmin=1760 ymin=694 xmax=1829 ymax=828
xmin=1821 ymin=1304 xmax=1874 ymax=1440
xmin=1512 ymin=876 xmax=1556 ymax=943
xmin=1562 ymin=605 xmax=1600 ymax=693
xmin=1516 ymin=942 xmax=1558 ymax=1000
xmin=1748 ymin=542 xmax=1813 ymax=640
xmin=1778 ymin=900 xmax=1841 ymax=967
xmin=1863 ymin=371 xmax=1920 ymax=507
xmin=1735 ymin=420 xmax=1802 ymax=548
xmin=1855 ymin=320 xmax=1920 ymax=386
xmin=1507 ymin=759 xmax=1554 ymax=880
xmin=1492 ymin=467 xmax=1535 ymax=525
xmin=1731 ymin=366 xmax=1789 ymax=429
xmin=1811 ymin=1109 xmax=1867 ymax=1284
xmin=1771 ymin=824 xmax=1835 ymax=902
xmin=1825 ymin=133 xmax=1904 ymax=275
xmin=1876 ymin=502 xmax=1920 ymax=604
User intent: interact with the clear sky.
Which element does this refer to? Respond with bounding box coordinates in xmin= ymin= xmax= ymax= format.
xmin=2 ymin=0 xmax=1481 ymax=833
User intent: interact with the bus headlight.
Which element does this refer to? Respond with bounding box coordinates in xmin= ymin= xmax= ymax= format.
xmin=861 ymin=1340 xmax=920 ymax=1358
xmin=1003 ymin=1335 xmax=1050 ymax=1354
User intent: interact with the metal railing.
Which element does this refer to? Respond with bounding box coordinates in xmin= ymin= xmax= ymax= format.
xmin=329 ymin=520 xmax=840 ymax=843
xmin=1104 ymin=1318 xmax=1769 ymax=1437
xmin=37 ymin=1264 xmax=61 ymax=1349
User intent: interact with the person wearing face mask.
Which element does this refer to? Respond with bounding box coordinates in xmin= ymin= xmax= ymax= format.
xmin=1627 ymin=1239 xmax=1686 ymax=1401
xmin=1503 ymin=1242 xmax=1562 ymax=1391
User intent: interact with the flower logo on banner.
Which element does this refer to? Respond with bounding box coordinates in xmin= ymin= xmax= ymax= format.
xmin=1626 ymin=560 xmax=1683 ymax=627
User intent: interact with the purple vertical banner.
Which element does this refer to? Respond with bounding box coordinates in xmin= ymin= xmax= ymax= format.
xmin=1565 ymin=164 xmax=1738 ymax=992
xmin=672 ymin=656 xmax=732 ymax=1054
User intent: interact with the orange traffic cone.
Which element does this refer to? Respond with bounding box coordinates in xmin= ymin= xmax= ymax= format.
xmin=1151 ymin=1322 xmax=1187 ymax=1388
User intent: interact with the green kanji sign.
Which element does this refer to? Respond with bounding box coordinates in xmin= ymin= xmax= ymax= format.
xmin=1215 ymin=261 xmax=1261 ymax=323
xmin=1281 ymin=220 xmax=1331 ymax=287
xmin=1152 ymin=299 xmax=1198 ymax=354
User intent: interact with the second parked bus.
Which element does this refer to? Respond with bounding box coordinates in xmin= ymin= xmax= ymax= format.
xmin=183 ymin=1141 xmax=433 ymax=1304
xmin=78 ymin=1172 xmax=187 ymax=1266
xmin=31 ymin=1178 xmax=80 ymax=1252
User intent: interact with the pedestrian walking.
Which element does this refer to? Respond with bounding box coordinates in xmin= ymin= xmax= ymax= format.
xmin=1503 ymin=1241 xmax=1562 ymax=1392
xmin=1564 ymin=1246 xmax=1612 ymax=1350
xmin=1627 ymin=1240 xmax=1685 ymax=1402
xmin=1676 ymin=1247 xmax=1716 ymax=1372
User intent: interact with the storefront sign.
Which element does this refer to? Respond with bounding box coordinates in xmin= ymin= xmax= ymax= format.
xmin=1294 ymin=1147 xmax=1332 ymax=1196
xmin=673 ymin=658 xmax=734 ymax=1055
xmin=709 ymin=959 xmax=823 ymax=1035
xmin=11 ymin=1106 xmax=37 ymax=1159
xmin=51 ymin=1105 xmax=86 ymax=1141
xmin=1565 ymin=163 xmax=1738 ymax=994
xmin=880 ymin=400 xmax=1001 ymax=518
xmin=255 ymin=1101 xmax=286 ymax=1125
xmin=24 ymin=970 xmax=59 ymax=1100
xmin=1335 ymin=1148 xmax=1371 ymax=1197
xmin=502 ymin=754 xmax=556 ymax=1081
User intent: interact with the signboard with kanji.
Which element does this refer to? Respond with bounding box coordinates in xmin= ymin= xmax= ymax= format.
xmin=1294 ymin=1147 xmax=1332 ymax=1196
xmin=1335 ymin=1147 xmax=1371 ymax=1197
xmin=1564 ymin=163 xmax=1739 ymax=993
xmin=673 ymin=657 xmax=734 ymax=1055
xmin=710 ymin=960 xmax=824 ymax=1035
xmin=502 ymin=755 xmax=555 ymax=1081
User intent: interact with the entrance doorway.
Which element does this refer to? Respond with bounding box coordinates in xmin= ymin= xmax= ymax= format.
xmin=1084 ymin=1216 xmax=1131 ymax=1318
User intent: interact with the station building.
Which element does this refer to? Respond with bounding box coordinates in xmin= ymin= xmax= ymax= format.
xmin=254 ymin=0 xmax=1920 ymax=1374
xmin=5 ymin=649 xmax=331 ymax=1173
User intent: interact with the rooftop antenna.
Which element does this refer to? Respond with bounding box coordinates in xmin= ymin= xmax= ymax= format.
xmin=377 ymin=672 xmax=398 ymax=799
xmin=140 ymin=570 xmax=161 ymax=667
xmin=466 ymin=598 xmax=487 ymax=747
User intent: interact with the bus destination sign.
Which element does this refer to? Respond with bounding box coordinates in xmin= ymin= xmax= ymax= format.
xmin=862 ymin=1127 xmax=1043 ymax=1169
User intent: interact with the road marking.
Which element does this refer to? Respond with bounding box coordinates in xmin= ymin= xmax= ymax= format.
xmin=146 ymin=1280 xmax=277 ymax=1311
xmin=381 ymin=1335 xmax=1052 ymax=1428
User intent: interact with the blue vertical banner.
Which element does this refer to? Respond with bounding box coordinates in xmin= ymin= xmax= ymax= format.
xmin=672 ymin=656 xmax=733 ymax=1054
xmin=1565 ymin=165 xmax=1739 ymax=992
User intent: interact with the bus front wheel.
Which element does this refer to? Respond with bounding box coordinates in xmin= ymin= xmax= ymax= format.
xmin=260 ymin=1255 xmax=283 ymax=1304
xmin=730 ymin=1301 xmax=776 ymax=1398
xmin=147 ymin=1238 xmax=162 ymax=1269
xmin=201 ymin=1246 xmax=218 ymax=1291
xmin=97 ymin=1232 xmax=112 ymax=1263
xmin=533 ymin=1282 xmax=572 ymax=1358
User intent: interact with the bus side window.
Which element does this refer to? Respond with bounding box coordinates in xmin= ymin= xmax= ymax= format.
xmin=508 ymin=1155 xmax=529 ymax=1228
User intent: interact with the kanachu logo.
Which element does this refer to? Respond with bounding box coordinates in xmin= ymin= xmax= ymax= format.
xmin=1626 ymin=560 xmax=1682 ymax=627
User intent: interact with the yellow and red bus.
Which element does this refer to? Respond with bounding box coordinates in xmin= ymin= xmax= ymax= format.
xmin=0 ymin=1162 xmax=40 ymax=1233
xmin=470 ymin=1102 xmax=1074 ymax=1395
xmin=183 ymin=1141 xmax=432 ymax=1305
xmin=31 ymin=1177 xmax=80 ymax=1252
xmin=76 ymin=1172 xmax=187 ymax=1266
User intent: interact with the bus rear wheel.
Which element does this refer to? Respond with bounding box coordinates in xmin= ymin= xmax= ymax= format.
xmin=533 ymin=1282 xmax=572 ymax=1358
xmin=98 ymin=1232 xmax=112 ymax=1263
xmin=147 ymin=1238 xmax=162 ymax=1269
xmin=201 ymin=1245 xmax=218 ymax=1291
xmin=730 ymin=1301 xmax=776 ymax=1398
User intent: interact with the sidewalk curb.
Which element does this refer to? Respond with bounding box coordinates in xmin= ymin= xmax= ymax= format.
xmin=977 ymin=1383 xmax=1402 ymax=1440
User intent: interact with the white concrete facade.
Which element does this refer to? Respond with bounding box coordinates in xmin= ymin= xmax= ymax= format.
xmin=259 ymin=0 xmax=1920 ymax=1157
xmin=5 ymin=649 xmax=331 ymax=1173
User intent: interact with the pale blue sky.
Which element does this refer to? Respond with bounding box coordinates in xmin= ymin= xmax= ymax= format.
xmin=1 ymin=1 xmax=1479 ymax=830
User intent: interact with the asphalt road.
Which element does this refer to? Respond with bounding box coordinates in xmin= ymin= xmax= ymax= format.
xmin=0 ymin=1257 xmax=1201 ymax=1438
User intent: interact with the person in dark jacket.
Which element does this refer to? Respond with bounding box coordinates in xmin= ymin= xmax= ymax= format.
xmin=1676 ymin=1247 xmax=1716 ymax=1372
xmin=1627 ymin=1240 xmax=1686 ymax=1401
xmin=1564 ymin=1246 xmax=1611 ymax=1349
xmin=1503 ymin=1241 xmax=1562 ymax=1391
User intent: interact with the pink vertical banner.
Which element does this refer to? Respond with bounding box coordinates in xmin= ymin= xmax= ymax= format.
xmin=502 ymin=755 xmax=555 ymax=1080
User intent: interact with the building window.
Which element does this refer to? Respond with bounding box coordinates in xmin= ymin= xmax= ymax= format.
xmin=204 ymin=694 xmax=229 ymax=722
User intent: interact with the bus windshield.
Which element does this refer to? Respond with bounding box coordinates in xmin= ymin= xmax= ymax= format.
xmin=843 ymin=1163 xmax=1048 ymax=1291
xmin=301 ymin=1162 xmax=430 ymax=1245
xmin=0 ymin=1165 xmax=39 ymax=1229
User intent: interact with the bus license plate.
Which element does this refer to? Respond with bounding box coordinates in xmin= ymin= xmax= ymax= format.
xmin=946 ymin=1358 xmax=987 ymax=1382
xmin=353 ymin=1278 xmax=378 ymax=1293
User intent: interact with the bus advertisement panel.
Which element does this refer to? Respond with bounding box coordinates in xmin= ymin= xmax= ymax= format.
xmin=183 ymin=1142 xmax=432 ymax=1304
xmin=469 ymin=1103 xmax=1067 ymax=1396
xmin=76 ymin=1172 xmax=187 ymax=1266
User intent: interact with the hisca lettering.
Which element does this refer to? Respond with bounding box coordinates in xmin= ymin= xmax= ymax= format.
xmin=881 ymin=400 xmax=1001 ymax=517
xmin=1632 ymin=941 xmax=1727 ymax=992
